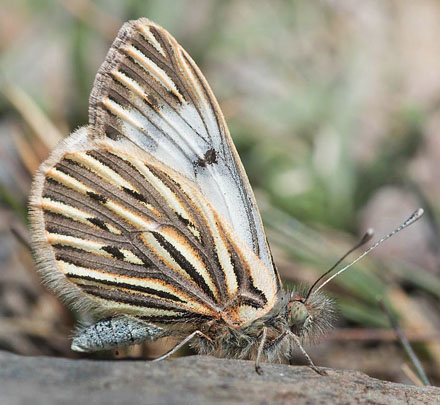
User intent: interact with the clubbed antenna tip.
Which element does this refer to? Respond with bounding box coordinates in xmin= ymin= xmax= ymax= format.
xmin=361 ymin=228 xmax=374 ymax=244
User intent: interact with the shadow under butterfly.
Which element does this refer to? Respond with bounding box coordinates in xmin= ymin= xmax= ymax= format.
xmin=28 ymin=18 xmax=424 ymax=374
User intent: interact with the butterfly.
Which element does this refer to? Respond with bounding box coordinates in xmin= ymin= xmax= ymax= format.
xmin=29 ymin=17 xmax=423 ymax=374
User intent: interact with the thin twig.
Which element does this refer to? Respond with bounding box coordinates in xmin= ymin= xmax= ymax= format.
xmin=401 ymin=363 xmax=424 ymax=387
xmin=379 ymin=300 xmax=431 ymax=386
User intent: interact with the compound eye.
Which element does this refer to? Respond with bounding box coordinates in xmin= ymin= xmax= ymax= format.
xmin=289 ymin=301 xmax=309 ymax=327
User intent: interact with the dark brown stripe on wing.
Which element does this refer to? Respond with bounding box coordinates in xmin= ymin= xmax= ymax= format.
xmin=67 ymin=274 xmax=186 ymax=304
xmin=139 ymin=313 xmax=214 ymax=324
xmin=43 ymin=211 xmax=128 ymax=246
xmin=86 ymin=150 xmax=164 ymax=214
xmin=151 ymin=231 xmax=216 ymax=302
xmin=54 ymin=245 xmax=155 ymax=276
xmin=228 ymin=239 xmax=267 ymax=309
xmin=78 ymin=283 xmax=189 ymax=311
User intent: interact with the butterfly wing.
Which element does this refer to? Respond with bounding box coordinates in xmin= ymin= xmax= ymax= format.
xmin=29 ymin=18 xmax=281 ymax=327
xmin=30 ymin=131 xmax=278 ymax=325
xmin=89 ymin=18 xmax=278 ymax=281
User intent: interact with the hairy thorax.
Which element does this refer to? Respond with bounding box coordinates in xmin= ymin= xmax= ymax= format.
xmin=191 ymin=296 xmax=293 ymax=363
xmin=188 ymin=289 xmax=334 ymax=363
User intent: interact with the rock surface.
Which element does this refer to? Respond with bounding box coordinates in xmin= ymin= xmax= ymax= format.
xmin=0 ymin=351 xmax=438 ymax=404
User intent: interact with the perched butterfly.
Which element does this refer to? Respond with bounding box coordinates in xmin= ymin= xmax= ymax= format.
xmin=29 ymin=18 xmax=423 ymax=374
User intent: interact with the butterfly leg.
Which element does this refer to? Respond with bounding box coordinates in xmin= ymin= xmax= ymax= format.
xmin=152 ymin=330 xmax=213 ymax=362
xmin=266 ymin=330 xmax=290 ymax=352
xmin=71 ymin=316 xmax=167 ymax=352
xmin=289 ymin=332 xmax=326 ymax=375
xmin=255 ymin=327 xmax=268 ymax=375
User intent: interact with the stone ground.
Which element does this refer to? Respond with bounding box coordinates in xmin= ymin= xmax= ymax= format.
xmin=0 ymin=351 xmax=439 ymax=404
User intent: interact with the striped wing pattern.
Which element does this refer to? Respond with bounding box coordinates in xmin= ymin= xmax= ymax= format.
xmin=29 ymin=18 xmax=281 ymax=327
xmin=89 ymin=18 xmax=277 ymax=278
xmin=31 ymin=132 xmax=278 ymax=325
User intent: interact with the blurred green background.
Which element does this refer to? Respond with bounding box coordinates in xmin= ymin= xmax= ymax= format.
xmin=1 ymin=0 xmax=439 ymax=386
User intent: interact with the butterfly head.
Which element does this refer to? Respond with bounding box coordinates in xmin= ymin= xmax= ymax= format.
xmin=286 ymin=291 xmax=334 ymax=339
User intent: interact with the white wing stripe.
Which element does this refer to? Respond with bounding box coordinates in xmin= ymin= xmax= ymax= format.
xmin=137 ymin=24 xmax=167 ymax=57
xmin=125 ymin=45 xmax=184 ymax=103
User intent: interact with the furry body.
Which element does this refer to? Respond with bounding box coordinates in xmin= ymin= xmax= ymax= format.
xmin=73 ymin=289 xmax=334 ymax=364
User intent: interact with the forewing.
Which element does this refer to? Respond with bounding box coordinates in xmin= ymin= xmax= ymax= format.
xmin=88 ymin=18 xmax=279 ymax=284
xmin=29 ymin=131 xmax=279 ymax=325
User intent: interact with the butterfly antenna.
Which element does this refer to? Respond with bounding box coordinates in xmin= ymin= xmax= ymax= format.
xmin=306 ymin=208 xmax=424 ymax=300
xmin=303 ymin=229 xmax=374 ymax=302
